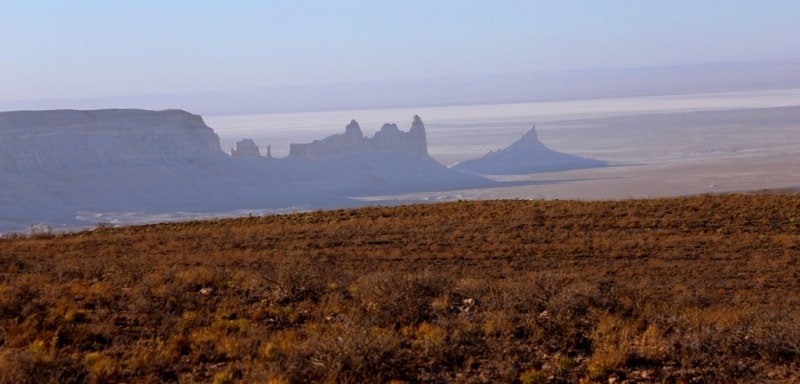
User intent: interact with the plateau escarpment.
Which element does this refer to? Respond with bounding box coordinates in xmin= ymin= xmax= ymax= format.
xmin=0 ymin=109 xmax=490 ymax=232
xmin=0 ymin=109 xmax=225 ymax=172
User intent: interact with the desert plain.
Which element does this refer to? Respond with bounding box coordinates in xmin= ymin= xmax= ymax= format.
xmin=208 ymin=89 xmax=800 ymax=203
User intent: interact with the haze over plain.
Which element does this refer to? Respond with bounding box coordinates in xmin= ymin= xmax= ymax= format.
xmin=2 ymin=1 xmax=799 ymax=113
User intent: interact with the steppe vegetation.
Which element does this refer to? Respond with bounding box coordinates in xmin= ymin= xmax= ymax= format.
xmin=1 ymin=193 xmax=800 ymax=383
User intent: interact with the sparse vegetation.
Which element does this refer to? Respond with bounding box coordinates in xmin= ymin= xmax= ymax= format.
xmin=1 ymin=193 xmax=800 ymax=383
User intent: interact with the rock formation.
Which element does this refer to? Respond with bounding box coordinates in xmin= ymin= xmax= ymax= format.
xmin=0 ymin=109 xmax=226 ymax=172
xmin=231 ymin=138 xmax=262 ymax=158
xmin=452 ymin=125 xmax=605 ymax=175
xmin=289 ymin=115 xmax=428 ymax=159
xmin=0 ymin=109 xmax=490 ymax=233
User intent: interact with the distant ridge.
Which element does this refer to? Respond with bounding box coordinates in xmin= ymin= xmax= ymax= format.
xmin=3 ymin=60 xmax=798 ymax=115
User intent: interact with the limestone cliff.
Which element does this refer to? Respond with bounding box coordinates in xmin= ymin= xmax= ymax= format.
xmin=0 ymin=109 xmax=225 ymax=172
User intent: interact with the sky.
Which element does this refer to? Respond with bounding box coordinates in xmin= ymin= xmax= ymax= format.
xmin=2 ymin=1 xmax=800 ymax=103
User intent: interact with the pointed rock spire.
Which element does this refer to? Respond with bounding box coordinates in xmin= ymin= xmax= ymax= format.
xmin=452 ymin=123 xmax=605 ymax=175
xmin=409 ymin=115 xmax=428 ymax=156
xmin=344 ymin=119 xmax=363 ymax=139
xmin=511 ymin=125 xmax=544 ymax=147
xmin=410 ymin=115 xmax=424 ymax=134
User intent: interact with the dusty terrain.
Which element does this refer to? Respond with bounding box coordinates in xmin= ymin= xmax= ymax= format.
xmin=2 ymin=194 xmax=800 ymax=383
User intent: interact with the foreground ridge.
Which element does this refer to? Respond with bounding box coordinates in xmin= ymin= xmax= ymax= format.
xmin=2 ymin=193 xmax=800 ymax=382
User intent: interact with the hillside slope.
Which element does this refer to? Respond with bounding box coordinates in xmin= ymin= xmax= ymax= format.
xmin=2 ymin=193 xmax=799 ymax=383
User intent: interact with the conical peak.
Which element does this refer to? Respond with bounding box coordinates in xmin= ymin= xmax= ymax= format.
xmin=516 ymin=125 xmax=541 ymax=145
xmin=525 ymin=125 xmax=539 ymax=140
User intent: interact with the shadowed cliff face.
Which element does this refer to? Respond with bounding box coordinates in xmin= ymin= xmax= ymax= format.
xmin=513 ymin=125 xmax=544 ymax=146
xmin=452 ymin=126 xmax=606 ymax=175
xmin=289 ymin=115 xmax=428 ymax=159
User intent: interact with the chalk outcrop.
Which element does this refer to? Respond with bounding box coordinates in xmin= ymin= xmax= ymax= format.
xmin=452 ymin=126 xmax=605 ymax=175
xmin=0 ymin=109 xmax=226 ymax=173
xmin=289 ymin=115 xmax=428 ymax=159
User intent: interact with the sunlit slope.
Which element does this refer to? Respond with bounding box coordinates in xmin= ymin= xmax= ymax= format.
xmin=2 ymin=193 xmax=800 ymax=382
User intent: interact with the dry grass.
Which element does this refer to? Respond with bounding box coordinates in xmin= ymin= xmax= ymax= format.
xmin=2 ymin=193 xmax=800 ymax=383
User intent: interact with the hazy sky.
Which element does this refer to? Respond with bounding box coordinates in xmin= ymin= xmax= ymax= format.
xmin=3 ymin=1 xmax=799 ymax=102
